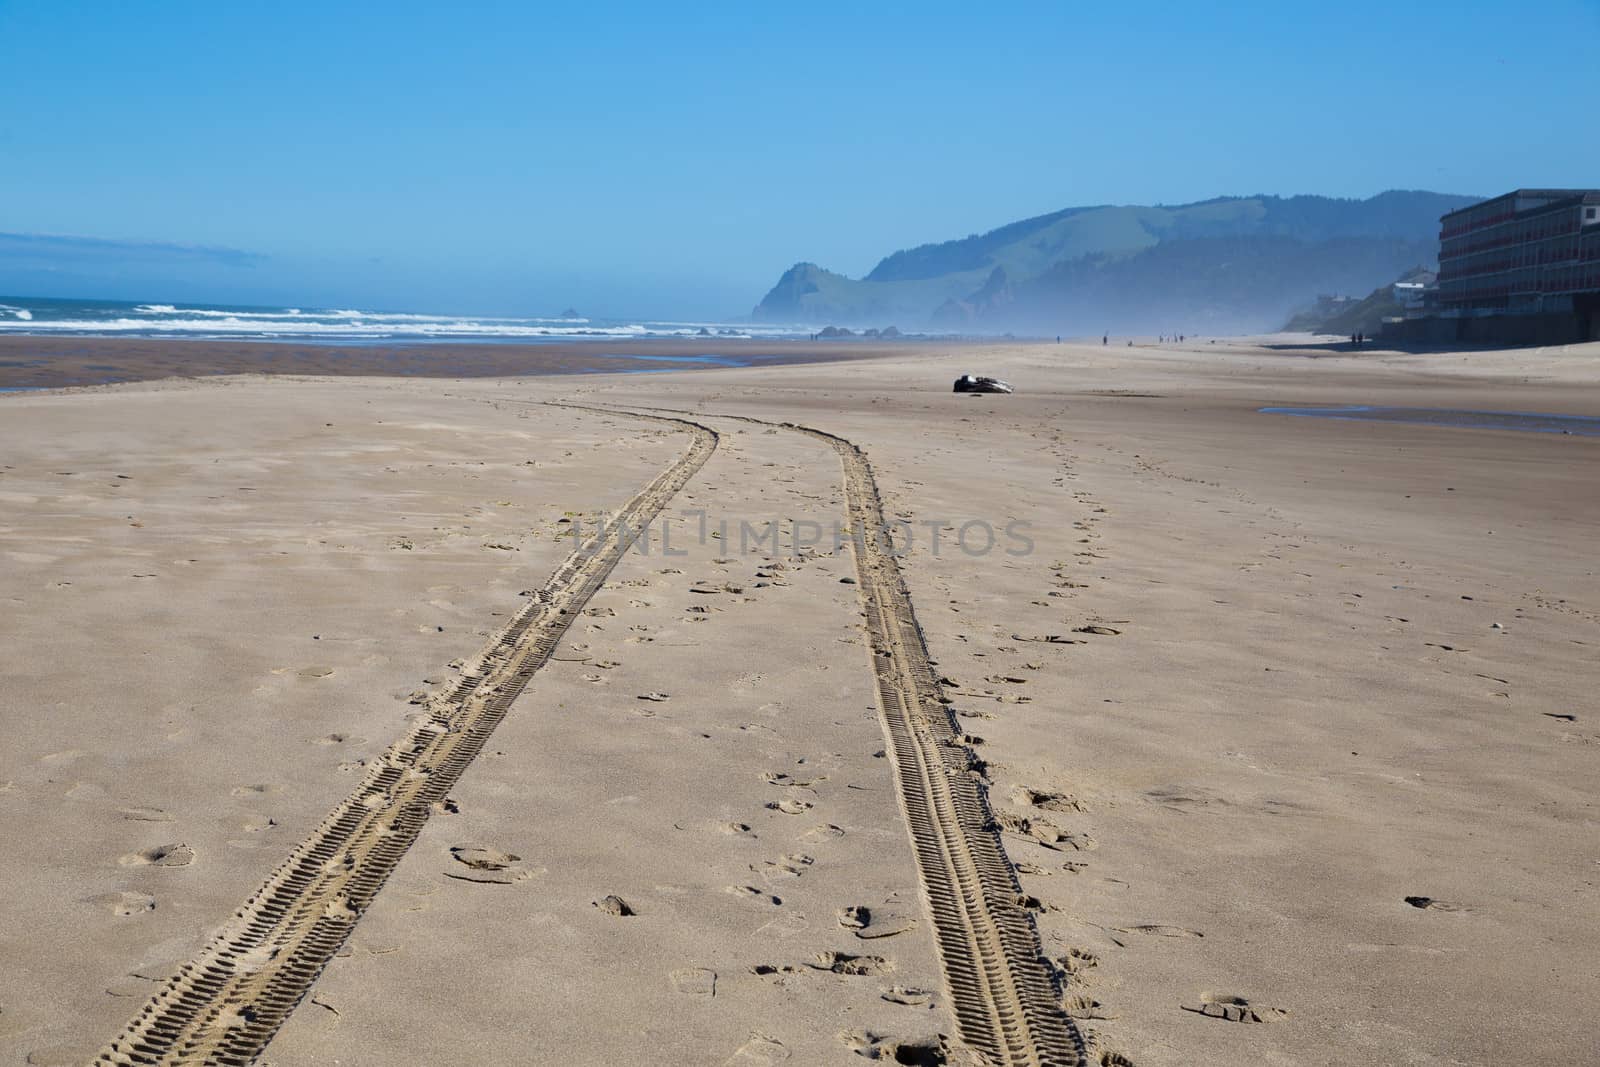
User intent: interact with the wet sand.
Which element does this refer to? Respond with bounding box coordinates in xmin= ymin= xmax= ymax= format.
xmin=0 ymin=335 xmax=904 ymax=390
xmin=2 ymin=338 xmax=1597 ymax=1065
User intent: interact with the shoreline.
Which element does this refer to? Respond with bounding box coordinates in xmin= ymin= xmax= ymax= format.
xmin=0 ymin=334 xmax=941 ymax=390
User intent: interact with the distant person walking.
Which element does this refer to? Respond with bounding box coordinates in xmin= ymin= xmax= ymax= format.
xmin=1102 ymin=334 xmax=1108 ymax=345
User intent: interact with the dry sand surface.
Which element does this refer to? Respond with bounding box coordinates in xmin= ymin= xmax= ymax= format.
xmin=2 ymin=339 xmax=1598 ymax=1066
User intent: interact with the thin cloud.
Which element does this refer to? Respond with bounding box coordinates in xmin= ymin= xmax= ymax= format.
xmin=0 ymin=231 xmax=265 ymax=268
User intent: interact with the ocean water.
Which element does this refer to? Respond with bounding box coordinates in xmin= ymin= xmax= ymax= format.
xmin=0 ymin=296 xmax=805 ymax=342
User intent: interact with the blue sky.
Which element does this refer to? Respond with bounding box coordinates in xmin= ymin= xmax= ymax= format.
xmin=1 ymin=0 xmax=1597 ymax=317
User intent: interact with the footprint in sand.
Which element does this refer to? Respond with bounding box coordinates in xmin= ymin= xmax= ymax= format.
xmin=93 ymin=890 xmax=157 ymax=916
xmin=1065 ymin=992 xmax=1116 ymax=1020
xmin=120 ymin=843 xmax=194 ymax=867
xmin=766 ymin=797 xmax=813 ymax=816
xmin=1014 ymin=786 xmax=1086 ymax=813
xmin=724 ymin=1033 xmax=789 ymax=1065
xmin=1013 ymin=892 xmax=1058 ymax=914
xmin=24 ymin=1042 xmax=105 ymax=1066
xmin=880 ymin=985 xmax=933 ymax=1006
xmin=727 ymin=885 xmax=783 ymax=906
xmin=231 ymin=783 xmax=283 ymax=798
xmin=808 ymin=951 xmax=893 ymax=976
xmin=839 ymin=904 xmax=919 ymax=940
xmin=1117 ymin=924 xmax=1203 ymax=939
xmin=1057 ymin=947 xmax=1099 ymax=985
xmin=1404 ymin=895 xmax=1467 ymax=912
xmin=761 ymin=854 xmax=814 ymax=880
xmin=838 ymin=1029 xmax=945 ymax=1062
xmin=297 ymin=666 xmax=335 ymax=678
xmin=446 ymin=844 xmax=533 ymax=885
xmin=105 ymin=973 xmax=163 ymax=998
xmin=995 ymin=810 xmax=1094 ymax=852
xmin=669 ymin=967 xmax=717 ymax=997
xmin=323 ymin=896 xmax=359 ymax=921
xmin=311 ymin=733 xmax=364 ymax=746
xmin=1181 ymin=992 xmax=1288 ymax=1023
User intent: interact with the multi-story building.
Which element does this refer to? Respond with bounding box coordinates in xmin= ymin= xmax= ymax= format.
xmin=1436 ymin=189 xmax=1600 ymax=318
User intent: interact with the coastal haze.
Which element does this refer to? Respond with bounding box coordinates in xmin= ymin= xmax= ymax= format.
xmin=751 ymin=191 xmax=1479 ymax=334
xmin=3 ymin=3 xmax=1599 ymax=1067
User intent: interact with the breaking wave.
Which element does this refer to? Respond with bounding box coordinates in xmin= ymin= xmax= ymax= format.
xmin=0 ymin=299 xmax=798 ymax=340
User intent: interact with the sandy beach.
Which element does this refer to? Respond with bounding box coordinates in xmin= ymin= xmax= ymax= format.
xmin=2 ymin=338 xmax=1597 ymax=1066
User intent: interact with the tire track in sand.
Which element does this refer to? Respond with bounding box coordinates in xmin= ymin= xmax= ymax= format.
xmin=609 ymin=405 xmax=1086 ymax=1067
xmin=95 ymin=409 xmax=717 ymax=1067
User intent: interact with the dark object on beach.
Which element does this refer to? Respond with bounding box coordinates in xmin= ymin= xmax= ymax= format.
xmin=595 ymin=894 xmax=636 ymax=916
xmin=953 ymin=374 xmax=1013 ymax=394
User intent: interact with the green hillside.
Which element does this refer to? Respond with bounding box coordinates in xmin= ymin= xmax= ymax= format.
xmin=752 ymin=191 xmax=1478 ymax=331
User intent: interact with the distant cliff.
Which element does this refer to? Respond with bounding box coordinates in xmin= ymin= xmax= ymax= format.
xmin=752 ymin=191 xmax=1479 ymax=333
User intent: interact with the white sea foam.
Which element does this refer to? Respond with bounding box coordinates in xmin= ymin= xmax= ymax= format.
xmin=0 ymin=300 xmax=804 ymax=340
xmin=0 ymin=314 xmax=768 ymax=339
xmin=121 ymin=304 xmax=586 ymax=326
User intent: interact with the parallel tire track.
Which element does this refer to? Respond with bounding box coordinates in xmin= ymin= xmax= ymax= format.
xmin=614 ymin=405 xmax=1086 ymax=1067
xmin=95 ymin=408 xmax=717 ymax=1067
